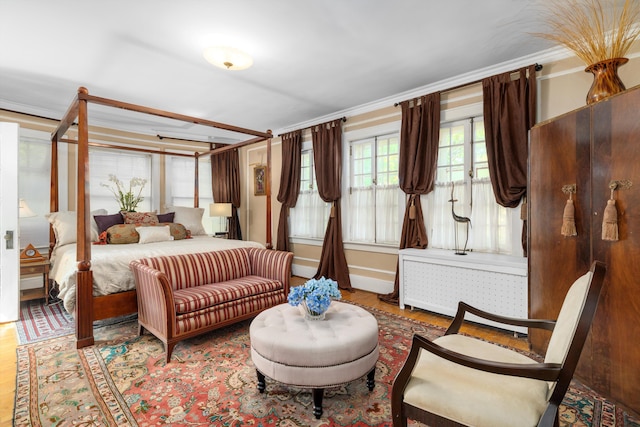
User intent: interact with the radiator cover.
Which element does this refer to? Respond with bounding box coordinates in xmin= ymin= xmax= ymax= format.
xmin=399 ymin=248 xmax=528 ymax=334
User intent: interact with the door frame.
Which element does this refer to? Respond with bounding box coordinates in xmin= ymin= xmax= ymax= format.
xmin=0 ymin=122 xmax=20 ymax=322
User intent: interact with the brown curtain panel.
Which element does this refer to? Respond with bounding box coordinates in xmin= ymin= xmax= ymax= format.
xmin=276 ymin=130 xmax=302 ymax=252
xmin=482 ymin=64 xmax=537 ymax=255
xmin=311 ymin=118 xmax=352 ymax=290
xmin=380 ymin=92 xmax=441 ymax=305
xmin=210 ymin=149 xmax=243 ymax=240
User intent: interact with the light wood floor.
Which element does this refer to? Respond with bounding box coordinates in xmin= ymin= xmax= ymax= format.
xmin=0 ymin=282 xmax=529 ymax=425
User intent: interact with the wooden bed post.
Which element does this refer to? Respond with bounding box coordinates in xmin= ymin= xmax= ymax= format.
xmin=75 ymin=87 xmax=94 ymax=348
xmin=49 ymin=134 xmax=59 ymax=254
xmin=194 ymin=152 xmax=200 ymax=208
xmin=266 ymin=133 xmax=272 ymax=249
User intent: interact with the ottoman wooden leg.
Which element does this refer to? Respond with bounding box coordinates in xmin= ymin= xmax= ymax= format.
xmin=256 ymin=369 xmax=266 ymax=393
xmin=366 ymin=366 xmax=375 ymax=391
xmin=312 ymin=388 xmax=324 ymax=419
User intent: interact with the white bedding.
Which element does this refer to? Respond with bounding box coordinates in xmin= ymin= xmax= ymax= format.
xmin=50 ymin=236 xmax=265 ymax=313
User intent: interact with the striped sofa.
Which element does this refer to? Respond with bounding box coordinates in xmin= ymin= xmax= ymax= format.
xmin=129 ymin=247 xmax=294 ymax=362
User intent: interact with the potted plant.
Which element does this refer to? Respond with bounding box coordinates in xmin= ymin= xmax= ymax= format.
xmin=534 ymin=0 xmax=640 ymax=104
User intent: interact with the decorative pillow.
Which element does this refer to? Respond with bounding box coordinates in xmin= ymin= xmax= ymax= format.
xmin=106 ymin=224 xmax=140 ymax=244
xmin=157 ymin=212 xmax=175 ymax=223
xmin=94 ymin=213 xmax=124 ymax=234
xmin=123 ymin=211 xmax=159 ymax=225
xmin=46 ymin=209 xmax=107 ymax=246
xmin=161 ymin=222 xmax=189 ymax=240
xmin=106 ymin=223 xmax=188 ymax=244
xmin=167 ymin=206 xmax=206 ymax=235
xmin=136 ymin=225 xmax=173 ymax=244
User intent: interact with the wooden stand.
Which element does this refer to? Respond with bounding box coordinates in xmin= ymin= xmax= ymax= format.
xmin=20 ymin=258 xmax=50 ymax=303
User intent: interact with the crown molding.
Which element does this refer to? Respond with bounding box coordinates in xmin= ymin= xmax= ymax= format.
xmin=275 ymin=45 xmax=572 ymax=137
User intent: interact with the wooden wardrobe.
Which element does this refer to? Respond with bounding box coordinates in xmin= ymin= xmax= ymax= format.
xmin=529 ymin=84 xmax=640 ymax=413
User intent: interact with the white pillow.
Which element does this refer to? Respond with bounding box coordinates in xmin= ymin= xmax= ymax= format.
xmin=46 ymin=209 xmax=107 ymax=246
xmin=167 ymin=206 xmax=206 ymax=235
xmin=136 ymin=225 xmax=173 ymax=244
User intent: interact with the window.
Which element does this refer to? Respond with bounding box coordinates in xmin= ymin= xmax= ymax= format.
xmin=426 ymin=116 xmax=515 ymax=254
xmin=289 ymin=149 xmax=329 ymax=239
xmin=166 ymin=156 xmax=216 ymax=234
xmin=90 ymin=148 xmax=153 ymax=213
xmin=347 ymin=133 xmax=402 ymax=245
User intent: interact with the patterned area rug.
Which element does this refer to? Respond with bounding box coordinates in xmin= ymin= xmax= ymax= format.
xmin=13 ymin=306 xmax=640 ymax=426
xmin=15 ymin=300 xmax=74 ymax=344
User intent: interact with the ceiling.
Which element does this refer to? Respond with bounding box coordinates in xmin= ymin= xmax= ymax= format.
xmin=0 ymin=0 xmax=556 ymax=145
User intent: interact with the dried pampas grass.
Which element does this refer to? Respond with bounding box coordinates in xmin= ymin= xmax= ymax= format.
xmin=534 ymin=0 xmax=640 ymax=65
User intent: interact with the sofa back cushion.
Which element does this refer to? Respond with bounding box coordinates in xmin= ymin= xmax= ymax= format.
xmin=138 ymin=248 xmax=251 ymax=290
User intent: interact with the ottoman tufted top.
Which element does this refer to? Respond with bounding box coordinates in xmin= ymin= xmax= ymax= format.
xmin=249 ymin=301 xmax=379 ymax=367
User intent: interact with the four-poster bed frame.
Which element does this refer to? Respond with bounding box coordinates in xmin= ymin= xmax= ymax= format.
xmin=50 ymin=87 xmax=273 ymax=349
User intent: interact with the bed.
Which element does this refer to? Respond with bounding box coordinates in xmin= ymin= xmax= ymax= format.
xmin=51 ymin=235 xmax=265 ymax=314
xmin=50 ymin=87 xmax=274 ymax=348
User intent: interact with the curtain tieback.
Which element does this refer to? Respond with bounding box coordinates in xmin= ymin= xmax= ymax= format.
xmin=409 ymin=195 xmax=416 ymax=220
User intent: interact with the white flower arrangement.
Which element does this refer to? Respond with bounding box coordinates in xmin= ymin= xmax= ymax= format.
xmin=100 ymin=174 xmax=147 ymax=212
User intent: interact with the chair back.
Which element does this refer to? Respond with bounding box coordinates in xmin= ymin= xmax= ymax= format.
xmin=544 ymin=261 xmax=606 ymax=402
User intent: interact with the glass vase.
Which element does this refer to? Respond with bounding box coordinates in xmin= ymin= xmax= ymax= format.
xmin=585 ymin=57 xmax=628 ymax=105
xmin=300 ymin=301 xmax=327 ymax=321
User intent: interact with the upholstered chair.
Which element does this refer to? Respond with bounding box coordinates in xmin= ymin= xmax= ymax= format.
xmin=391 ymin=261 xmax=606 ymax=427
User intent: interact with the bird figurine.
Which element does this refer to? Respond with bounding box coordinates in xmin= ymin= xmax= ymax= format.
xmin=448 ymin=183 xmax=471 ymax=255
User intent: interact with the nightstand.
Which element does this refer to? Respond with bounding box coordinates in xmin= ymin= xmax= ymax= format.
xmin=20 ymin=258 xmax=50 ymax=303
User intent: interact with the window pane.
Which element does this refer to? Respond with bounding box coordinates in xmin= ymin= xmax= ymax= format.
xmin=450 ymin=145 xmax=464 ymax=166
xmin=451 ymin=125 xmax=465 ymax=145
xmin=450 ymin=165 xmax=465 ymax=182
xmin=439 ymin=128 xmax=450 ymax=147
xmin=474 ymin=120 xmax=485 ymax=141
xmin=438 ymin=147 xmax=451 ymax=165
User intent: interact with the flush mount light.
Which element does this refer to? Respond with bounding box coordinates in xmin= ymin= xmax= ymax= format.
xmin=203 ymin=46 xmax=253 ymax=70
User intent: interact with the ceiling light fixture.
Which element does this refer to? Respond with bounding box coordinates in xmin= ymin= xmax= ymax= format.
xmin=203 ymin=46 xmax=253 ymax=71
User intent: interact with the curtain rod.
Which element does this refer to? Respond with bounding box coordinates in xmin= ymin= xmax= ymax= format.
xmin=278 ymin=116 xmax=346 ymax=137
xmin=394 ymin=63 xmax=543 ymax=107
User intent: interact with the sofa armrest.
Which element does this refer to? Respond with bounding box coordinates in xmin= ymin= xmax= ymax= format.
xmin=247 ymin=248 xmax=294 ymax=293
xmin=130 ymin=260 xmax=177 ymax=338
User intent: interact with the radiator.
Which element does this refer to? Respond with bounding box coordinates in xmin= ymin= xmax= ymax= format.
xmin=399 ymin=248 xmax=528 ymax=334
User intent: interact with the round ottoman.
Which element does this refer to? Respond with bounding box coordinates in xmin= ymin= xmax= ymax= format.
xmin=249 ymin=301 xmax=379 ymax=419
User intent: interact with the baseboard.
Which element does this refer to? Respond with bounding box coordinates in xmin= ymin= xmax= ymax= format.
xmin=292 ymin=264 xmax=394 ymax=295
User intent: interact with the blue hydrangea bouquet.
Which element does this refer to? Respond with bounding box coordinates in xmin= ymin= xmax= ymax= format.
xmin=287 ymin=277 xmax=342 ymax=320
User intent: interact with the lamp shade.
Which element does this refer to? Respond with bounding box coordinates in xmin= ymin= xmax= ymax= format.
xmin=19 ymin=199 xmax=36 ymax=218
xmin=209 ymin=203 xmax=233 ymax=217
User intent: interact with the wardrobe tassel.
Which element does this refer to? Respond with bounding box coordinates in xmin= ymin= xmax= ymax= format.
xmin=561 ymin=185 xmax=577 ymax=237
xmin=602 ymin=183 xmax=619 ymax=241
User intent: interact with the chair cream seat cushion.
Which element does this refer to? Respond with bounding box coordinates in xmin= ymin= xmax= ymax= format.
xmin=404 ymin=334 xmax=549 ymax=427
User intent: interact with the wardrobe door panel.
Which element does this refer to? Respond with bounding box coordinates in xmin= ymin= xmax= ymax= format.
xmin=591 ymin=88 xmax=640 ymax=411
xmin=528 ymin=108 xmax=592 ymax=356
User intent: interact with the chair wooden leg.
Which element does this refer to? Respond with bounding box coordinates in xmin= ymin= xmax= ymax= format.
xmin=165 ymin=342 xmax=176 ymax=363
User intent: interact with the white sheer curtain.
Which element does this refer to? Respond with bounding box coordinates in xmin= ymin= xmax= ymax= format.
xmin=468 ymin=178 xmax=512 ymax=254
xmin=290 ymin=190 xmax=329 ymax=239
xmin=425 ymin=178 xmax=512 ymax=254
xmin=348 ymin=186 xmax=374 ymax=242
xmin=375 ymin=185 xmax=402 ymax=244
